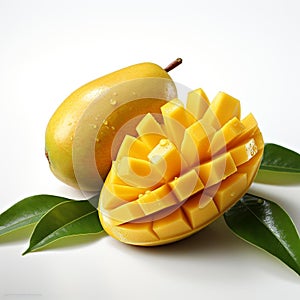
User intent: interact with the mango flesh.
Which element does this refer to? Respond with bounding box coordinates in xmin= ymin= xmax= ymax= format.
xmin=98 ymin=90 xmax=264 ymax=246
xmin=45 ymin=62 xmax=177 ymax=191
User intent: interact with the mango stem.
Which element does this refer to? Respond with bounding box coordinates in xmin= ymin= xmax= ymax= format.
xmin=164 ymin=58 xmax=182 ymax=72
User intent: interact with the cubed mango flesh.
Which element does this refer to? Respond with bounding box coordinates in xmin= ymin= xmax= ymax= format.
xmin=186 ymin=88 xmax=210 ymax=119
xmin=98 ymin=89 xmax=264 ymax=246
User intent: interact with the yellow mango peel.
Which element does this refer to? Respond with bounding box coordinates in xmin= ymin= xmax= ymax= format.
xmin=45 ymin=61 xmax=179 ymax=191
xmin=98 ymin=90 xmax=264 ymax=246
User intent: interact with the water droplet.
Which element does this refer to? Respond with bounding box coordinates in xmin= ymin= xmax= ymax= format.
xmin=159 ymin=139 xmax=168 ymax=146
xmin=93 ymin=124 xmax=97 ymax=129
xmin=111 ymin=126 xmax=115 ymax=130
xmin=230 ymin=192 xmax=236 ymax=197
xmin=96 ymin=138 xmax=99 ymax=143
xmin=103 ymin=120 xmax=108 ymax=126
xmin=132 ymin=91 xmax=137 ymax=96
xmin=110 ymin=99 xmax=117 ymax=105
xmin=70 ymin=136 xmax=73 ymax=141
xmin=174 ymin=176 xmax=178 ymax=180
xmin=113 ymin=92 xmax=118 ymax=96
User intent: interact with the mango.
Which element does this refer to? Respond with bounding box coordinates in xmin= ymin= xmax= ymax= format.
xmin=98 ymin=90 xmax=264 ymax=246
xmin=45 ymin=61 xmax=178 ymax=191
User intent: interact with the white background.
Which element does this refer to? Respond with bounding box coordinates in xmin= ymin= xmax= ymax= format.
xmin=0 ymin=0 xmax=300 ymax=299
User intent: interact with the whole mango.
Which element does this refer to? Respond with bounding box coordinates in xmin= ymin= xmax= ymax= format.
xmin=45 ymin=61 xmax=179 ymax=191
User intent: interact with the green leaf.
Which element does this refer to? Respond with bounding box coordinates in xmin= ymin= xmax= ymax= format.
xmin=0 ymin=195 xmax=70 ymax=237
xmin=23 ymin=200 xmax=103 ymax=254
xmin=224 ymin=193 xmax=300 ymax=275
xmin=255 ymin=143 xmax=300 ymax=184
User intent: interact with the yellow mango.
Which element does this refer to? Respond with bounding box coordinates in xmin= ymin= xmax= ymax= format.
xmin=186 ymin=88 xmax=210 ymax=119
xmin=45 ymin=61 xmax=177 ymax=191
xmin=182 ymin=192 xmax=219 ymax=229
xmin=137 ymin=133 xmax=166 ymax=150
xmin=181 ymin=120 xmax=216 ymax=167
xmin=213 ymin=173 xmax=248 ymax=211
xmin=161 ymin=99 xmax=197 ymax=148
xmin=115 ymin=156 xmax=163 ymax=189
xmin=228 ymin=113 xmax=258 ymax=148
xmin=148 ymin=138 xmax=183 ymax=181
xmin=116 ymin=135 xmax=151 ymax=161
xmin=152 ymin=208 xmax=192 ymax=240
xmin=201 ymin=92 xmax=241 ymax=129
xmin=197 ymin=152 xmax=237 ymax=187
xmin=229 ymin=138 xmax=258 ymax=166
xmin=168 ymin=169 xmax=204 ymax=202
xmin=98 ymin=89 xmax=263 ymax=246
xmin=136 ymin=113 xmax=166 ymax=136
xmin=107 ymin=220 xmax=159 ymax=244
xmin=137 ymin=184 xmax=177 ymax=216
xmin=209 ymin=117 xmax=245 ymax=154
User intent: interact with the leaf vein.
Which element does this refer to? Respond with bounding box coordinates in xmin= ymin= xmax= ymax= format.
xmin=30 ymin=210 xmax=98 ymax=251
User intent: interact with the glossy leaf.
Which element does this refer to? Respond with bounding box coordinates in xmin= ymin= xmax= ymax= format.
xmin=23 ymin=200 xmax=103 ymax=254
xmin=0 ymin=195 xmax=70 ymax=237
xmin=224 ymin=193 xmax=300 ymax=275
xmin=255 ymin=143 xmax=300 ymax=184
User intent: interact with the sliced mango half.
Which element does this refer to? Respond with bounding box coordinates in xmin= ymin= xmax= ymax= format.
xmin=98 ymin=89 xmax=264 ymax=246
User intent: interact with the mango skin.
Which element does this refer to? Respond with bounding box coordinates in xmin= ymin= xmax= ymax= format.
xmin=45 ymin=62 xmax=176 ymax=191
